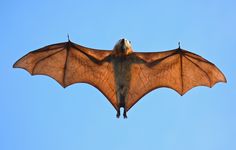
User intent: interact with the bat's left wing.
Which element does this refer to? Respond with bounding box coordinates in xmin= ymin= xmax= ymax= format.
xmin=126 ymin=48 xmax=226 ymax=111
xmin=13 ymin=41 xmax=119 ymax=110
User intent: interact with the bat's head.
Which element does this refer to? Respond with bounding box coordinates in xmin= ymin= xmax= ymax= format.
xmin=113 ymin=38 xmax=133 ymax=55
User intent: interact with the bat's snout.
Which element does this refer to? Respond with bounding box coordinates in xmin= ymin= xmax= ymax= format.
xmin=114 ymin=38 xmax=133 ymax=55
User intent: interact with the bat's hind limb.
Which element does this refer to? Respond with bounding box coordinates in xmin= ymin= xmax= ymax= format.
xmin=123 ymin=109 xmax=127 ymax=119
xmin=116 ymin=109 xmax=121 ymax=118
xmin=116 ymin=93 xmax=128 ymax=119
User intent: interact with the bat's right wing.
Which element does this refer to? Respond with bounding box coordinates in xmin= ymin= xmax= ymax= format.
xmin=13 ymin=41 xmax=119 ymax=110
xmin=125 ymin=48 xmax=226 ymax=111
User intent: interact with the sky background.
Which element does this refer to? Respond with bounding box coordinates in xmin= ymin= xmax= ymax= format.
xmin=1 ymin=0 xmax=235 ymax=150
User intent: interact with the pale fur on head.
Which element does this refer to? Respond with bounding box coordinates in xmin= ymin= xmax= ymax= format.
xmin=113 ymin=38 xmax=133 ymax=55
xmin=115 ymin=38 xmax=132 ymax=48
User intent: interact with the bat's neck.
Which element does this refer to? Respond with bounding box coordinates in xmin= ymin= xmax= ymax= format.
xmin=112 ymin=48 xmax=133 ymax=56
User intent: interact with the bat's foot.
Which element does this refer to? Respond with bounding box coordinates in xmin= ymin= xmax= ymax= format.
xmin=116 ymin=110 xmax=120 ymax=118
xmin=123 ymin=111 xmax=127 ymax=119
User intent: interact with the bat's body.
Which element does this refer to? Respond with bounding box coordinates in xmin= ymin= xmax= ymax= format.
xmin=112 ymin=56 xmax=131 ymax=118
xmin=14 ymin=38 xmax=226 ymax=118
xmin=103 ymin=39 xmax=138 ymax=118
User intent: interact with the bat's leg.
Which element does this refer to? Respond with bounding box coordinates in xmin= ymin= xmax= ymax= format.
xmin=116 ymin=108 xmax=120 ymax=118
xmin=123 ymin=108 xmax=127 ymax=119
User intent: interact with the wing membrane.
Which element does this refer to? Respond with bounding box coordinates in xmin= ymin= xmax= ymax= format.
xmin=126 ymin=49 xmax=226 ymax=110
xmin=13 ymin=41 xmax=118 ymax=110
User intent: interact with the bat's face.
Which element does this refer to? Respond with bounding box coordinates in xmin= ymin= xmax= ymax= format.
xmin=113 ymin=38 xmax=133 ymax=56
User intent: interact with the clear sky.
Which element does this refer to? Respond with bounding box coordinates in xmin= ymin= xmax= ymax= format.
xmin=1 ymin=0 xmax=235 ymax=150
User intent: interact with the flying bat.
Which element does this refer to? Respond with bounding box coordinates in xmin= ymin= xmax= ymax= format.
xmin=13 ymin=38 xmax=226 ymax=118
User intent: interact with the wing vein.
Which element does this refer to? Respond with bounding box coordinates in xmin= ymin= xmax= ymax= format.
xmin=180 ymin=53 xmax=184 ymax=94
xmin=148 ymin=51 xmax=178 ymax=67
xmin=32 ymin=44 xmax=65 ymax=53
xmin=63 ymin=43 xmax=70 ymax=87
xmin=71 ymin=44 xmax=100 ymax=64
xmin=184 ymin=53 xmax=212 ymax=64
xmin=32 ymin=47 xmax=65 ymax=74
xmin=183 ymin=55 xmax=212 ymax=86
xmin=138 ymin=65 xmax=148 ymax=90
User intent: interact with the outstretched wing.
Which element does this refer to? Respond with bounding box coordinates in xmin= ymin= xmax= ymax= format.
xmin=126 ymin=48 xmax=226 ymax=111
xmin=13 ymin=41 xmax=119 ymax=110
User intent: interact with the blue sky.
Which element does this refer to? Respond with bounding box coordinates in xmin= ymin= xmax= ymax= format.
xmin=1 ymin=0 xmax=235 ymax=150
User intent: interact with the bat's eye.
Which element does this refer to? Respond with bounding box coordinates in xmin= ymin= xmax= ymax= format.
xmin=129 ymin=41 xmax=131 ymax=44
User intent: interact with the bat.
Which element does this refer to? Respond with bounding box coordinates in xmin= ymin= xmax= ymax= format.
xmin=13 ymin=38 xmax=227 ymax=118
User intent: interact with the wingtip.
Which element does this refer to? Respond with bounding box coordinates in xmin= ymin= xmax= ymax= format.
xmin=223 ymin=76 xmax=227 ymax=83
xmin=13 ymin=60 xmax=19 ymax=68
xmin=12 ymin=63 xmax=17 ymax=68
xmin=12 ymin=63 xmax=21 ymax=69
